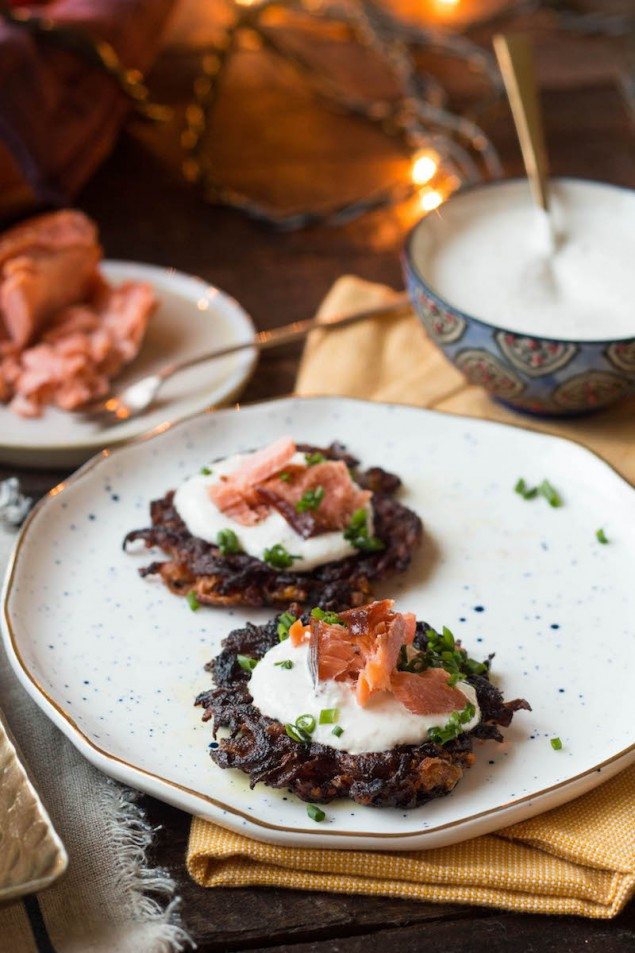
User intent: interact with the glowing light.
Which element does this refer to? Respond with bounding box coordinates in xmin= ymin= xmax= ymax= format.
xmin=411 ymin=152 xmax=438 ymax=186
xmin=437 ymin=0 xmax=460 ymax=6
xmin=419 ymin=189 xmax=444 ymax=213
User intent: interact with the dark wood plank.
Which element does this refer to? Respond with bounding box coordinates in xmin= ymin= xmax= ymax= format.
xmin=236 ymin=910 xmax=635 ymax=953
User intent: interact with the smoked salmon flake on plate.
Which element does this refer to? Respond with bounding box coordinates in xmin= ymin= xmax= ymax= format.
xmin=302 ymin=600 xmax=463 ymax=711
xmin=208 ymin=437 xmax=372 ymax=535
xmin=0 ymin=210 xmax=156 ymax=417
xmin=390 ymin=669 xmax=470 ymax=716
xmin=307 ymin=599 xmax=417 ymax=704
xmin=196 ymin=598 xmax=531 ymax=809
xmin=208 ymin=436 xmax=297 ymax=525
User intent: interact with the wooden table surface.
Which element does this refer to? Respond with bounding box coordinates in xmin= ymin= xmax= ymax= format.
xmin=2 ymin=5 xmax=634 ymax=950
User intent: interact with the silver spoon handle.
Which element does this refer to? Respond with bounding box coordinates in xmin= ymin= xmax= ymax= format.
xmin=157 ymin=292 xmax=412 ymax=381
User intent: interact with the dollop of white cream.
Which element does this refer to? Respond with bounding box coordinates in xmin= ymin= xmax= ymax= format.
xmin=173 ymin=452 xmax=371 ymax=572
xmin=248 ymin=639 xmax=480 ymax=755
xmin=413 ymin=179 xmax=635 ymax=341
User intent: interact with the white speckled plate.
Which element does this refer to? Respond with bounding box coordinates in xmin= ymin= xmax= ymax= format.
xmin=2 ymin=397 xmax=634 ymax=850
xmin=0 ymin=261 xmax=256 ymax=470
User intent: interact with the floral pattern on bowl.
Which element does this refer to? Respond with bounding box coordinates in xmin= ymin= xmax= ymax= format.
xmin=495 ymin=333 xmax=578 ymax=378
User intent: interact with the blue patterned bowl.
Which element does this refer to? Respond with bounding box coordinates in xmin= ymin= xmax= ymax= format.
xmin=402 ymin=178 xmax=635 ymax=416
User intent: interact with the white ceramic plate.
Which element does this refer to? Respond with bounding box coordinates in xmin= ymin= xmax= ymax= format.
xmin=2 ymin=397 xmax=634 ymax=850
xmin=0 ymin=261 xmax=256 ymax=469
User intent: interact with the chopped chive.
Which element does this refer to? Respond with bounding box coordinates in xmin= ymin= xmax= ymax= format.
xmin=550 ymin=737 xmax=563 ymax=750
xmin=307 ymin=803 xmax=326 ymax=822
xmin=217 ymin=528 xmax=242 ymax=555
xmin=277 ymin=610 xmax=297 ymax=641
xmin=186 ymin=591 xmax=200 ymax=612
xmin=263 ymin=544 xmax=301 ymax=569
xmin=200 ymin=466 xmax=213 ymax=476
xmin=428 ymin=701 xmax=476 ymax=745
xmin=343 ymin=508 xmax=384 ymax=553
xmin=319 ymin=708 xmax=339 ymax=724
xmin=514 ymin=477 xmax=538 ymax=500
xmin=279 ymin=471 xmax=292 ymax=482
xmin=237 ymin=654 xmax=258 ymax=673
xmin=464 ymin=658 xmax=488 ymax=675
xmin=331 ymin=725 xmax=344 ymax=738
xmin=398 ymin=623 xmax=489 ymax=685
xmin=311 ymin=607 xmax=345 ymax=625
xmin=285 ymin=723 xmax=309 ymax=743
xmin=295 ymin=714 xmax=316 ymax=734
xmin=538 ymin=479 xmax=563 ymax=508
xmin=296 ymin=486 xmax=325 ymax=513
xmin=355 ymin=536 xmax=385 ymax=553
xmin=516 ymin=476 xmax=563 ymax=505
xmin=596 ymin=528 xmax=609 ymax=545
xmin=441 ymin=626 xmax=455 ymax=649
xmin=274 ymin=659 xmax=293 ymax=670
xmin=305 ymin=452 xmax=325 ymax=466
xmin=347 ymin=507 xmax=367 ymax=531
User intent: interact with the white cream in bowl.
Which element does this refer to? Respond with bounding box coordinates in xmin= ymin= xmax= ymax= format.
xmin=410 ymin=179 xmax=635 ymax=341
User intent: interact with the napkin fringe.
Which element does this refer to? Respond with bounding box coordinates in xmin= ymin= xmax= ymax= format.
xmin=100 ymin=780 xmax=195 ymax=952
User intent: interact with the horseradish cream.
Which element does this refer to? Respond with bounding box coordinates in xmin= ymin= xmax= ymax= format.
xmin=412 ymin=179 xmax=635 ymax=341
xmin=173 ymin=452 xmax=372 ymax=572
xmin=248 ymin=639 xmax=480 ymax=755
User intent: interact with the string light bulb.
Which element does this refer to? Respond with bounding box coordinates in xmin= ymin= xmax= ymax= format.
xmin=411 ymin=151 xmax=438 ymax=186
xmin=419 ymin=189 xmax=444 ymax=212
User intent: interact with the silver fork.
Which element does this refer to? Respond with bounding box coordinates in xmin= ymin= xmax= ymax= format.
xmin=77 ymin=292 xmax=412 ymax=427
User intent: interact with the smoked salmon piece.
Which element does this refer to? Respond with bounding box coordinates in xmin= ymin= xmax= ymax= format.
xmin=0 ymin=210 xmax=156 ymax=417
xmin=0 ymin=280 xmax=156 ymax=417
xmin=310 ymin=620 xmax=360 ymax=681
xmin=209 ymin=440 xmax=372 ymax=534
xmin=0 ymin=210 xmax=101 ymax=347
xmin=259 ymin=460 xmax=371 ymax=537
xmin=289 ymin=618 xmax=308 ymax=647
xmin=310 ymin=599 xmax=419 ymax=707
xmin=209 ymin=437 xmax=297 ymax=525
xmin=354 ymin=611 xmax=416 ymax=706
xmin=390 ymin=669 xmax=468 ymax=716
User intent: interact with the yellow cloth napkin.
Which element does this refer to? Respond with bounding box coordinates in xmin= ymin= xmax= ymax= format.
xmin=188 ymin=277 xmax=635 ymax=917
